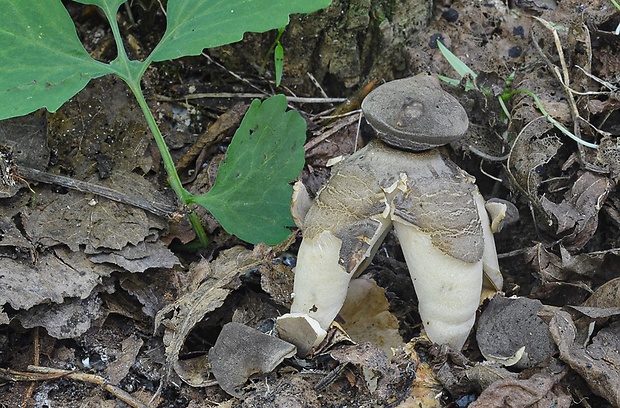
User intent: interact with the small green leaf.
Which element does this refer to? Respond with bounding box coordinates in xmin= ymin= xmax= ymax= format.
xmin=436 ymin=40 xmax=477 ymax=79
xmin=150 ymin=0 xmax=332 ymax=62
xmin=274 ymin=41 xmax=284 ymax=87
xmin=189 ymin=95 xmax=306 ymax=245
xmin=0 ymin=0 xmax=112 ymax=120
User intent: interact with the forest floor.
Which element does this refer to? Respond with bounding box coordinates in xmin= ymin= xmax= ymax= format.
xmin=1 ymin=1 xmax=619 ymax=407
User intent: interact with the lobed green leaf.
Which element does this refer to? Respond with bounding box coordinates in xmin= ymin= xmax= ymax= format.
xmin=150 ymin=0 xmax=332 ymax=62
xmin=190 ymin=95 xmax=306 ymax=245
xmin=0 ymin=0 xmax=112 ymax=120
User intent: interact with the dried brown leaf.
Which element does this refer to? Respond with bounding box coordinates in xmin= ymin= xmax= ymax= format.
xmin=540 ymin=172 xmax=612 ymax=250
xmin=154 ymin=246 xmax=261 ymax=382
xmin=583 ymin=276 xmax=620 ymax=308
xmin=549 ymin=310 xmax=620 ymax=406
xmin=0 ymin=247 xmax=116 ymax=310
xmin=469 ymin=372 xmax=571 ymax=408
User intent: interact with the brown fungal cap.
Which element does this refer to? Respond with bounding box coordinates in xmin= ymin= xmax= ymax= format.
xmin=361 ymin=73 xmax=469 ymax=151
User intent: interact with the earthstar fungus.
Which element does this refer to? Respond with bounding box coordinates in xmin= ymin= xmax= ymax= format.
xmin=277 ymin=74 xmax=503 ymax=354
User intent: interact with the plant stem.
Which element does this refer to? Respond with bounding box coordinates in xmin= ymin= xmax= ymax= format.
xmin=97 ymin=3 xmax=208 ymax=247
xmin=129 ymin=81 xmax=209 ymax=246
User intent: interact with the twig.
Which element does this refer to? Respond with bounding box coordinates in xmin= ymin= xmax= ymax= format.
xmin=20 ymin=328 xmax=40 ymax=408
xmin=17 ymin=166 xmax=179 ymax=219
xmin=0 ymin=366 xmax=149 ymax=408
xmin=154 ymin=92 xmax=346 ymax=104
xmin=304 ymin=114 xmax=361 ymax=153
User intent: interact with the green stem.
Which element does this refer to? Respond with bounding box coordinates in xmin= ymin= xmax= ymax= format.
xmin=128 ymin=82 xmax=189 ymax=201
xmin=100 ymin=4 xmax=209 ymax=247
xmin=129 ymin=81 xmax=209 ymax=246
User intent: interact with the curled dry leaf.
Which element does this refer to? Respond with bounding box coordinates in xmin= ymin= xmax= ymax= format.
xmin=468 ymin=372 xmax=571 ymax=408
xmin=540 ymin=171 xmax=612 ymax=251
xmin=338 ymin=277 xmax=403 ymax=357
xmin=154 ymin=246 xmax=260 ymax=382
xmin=549 ymin=310 xmax=620 ymax=407
xmin=583 ymin=276 xmax=620 ymax=308
xmin=507 ymin=117 xmax=559 ymax=200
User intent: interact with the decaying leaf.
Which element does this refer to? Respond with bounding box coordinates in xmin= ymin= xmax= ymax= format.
xmin=469 ymin=372 xmax=571 ymax=408
xmin=103 ymin=335 xmax=144 ymax=385
xmin=208 ymin=322 xmax=296 ymax=397
xmin=23 ymin=188 xmax=151 ymax=253
xmin=525 ymin=244 xmax=620 ymax=305
xmin=89 ymin=240 xmax=180 ymax=273
xmin=549 ymin=310 xmax=620 ymax=407
xmin=0 ymin=114 xmax=49 ymax=198
xmin=583 ymin=276 xmax=620 ymax=308
xmin=17 ymin=293 xmax=105 ymax=339
xmin=154 ymin=246 xmax=261 ymax=381
xmin=0 ymin=247 xmax=116 ymax=310
xmin=597 ymin=135 xmax=620 ymax=182
xmin=507 ymin=117 xmax=559 ymax=199
xmin=338 ymin=277 xmax=403 ymax=357
xmin=540 ymin=171 xmax=612 ymax=250
xmin=477 ymin=296 xmax=556 ymax=369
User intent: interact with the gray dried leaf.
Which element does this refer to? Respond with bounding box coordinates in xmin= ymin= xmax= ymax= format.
xmin=209 ymin=322 xmax=296 ymax=397
xmin=540 ymin=172 xmax=612 ymax=250
xmin=17 ymin=294 xmax=105 ymax=339
xmin=89 ymin=240 xmax=180 ymax=273
xmin=0 ymin=247 xmax=116 ymax=310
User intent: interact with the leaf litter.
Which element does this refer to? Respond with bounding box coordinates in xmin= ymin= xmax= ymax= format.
xmin=2 ymin=0 xmax=620 ymax=407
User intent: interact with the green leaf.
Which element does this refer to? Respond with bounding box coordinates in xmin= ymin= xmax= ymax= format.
xmin=150 ymin=0 xmax=332 ymax=61
xmin=436 ymin=40 xmax=477 ymax=79
xmin=0 ymin=0 xmax=112 ymax=120
xmin=274 ymin=41 xmax=284 ymax=87
xmin=189 ymin=95 xmax=306 ymax=245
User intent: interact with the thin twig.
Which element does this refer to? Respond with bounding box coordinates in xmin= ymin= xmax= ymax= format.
xmin=154 ymin=92 xmax=346 ymax=104
xmin=304 ymin=114 xmax=361 ymax=153
xmin=17 ymin=166 xmax=179 ymax=218
xmin=1 ymin=366 xmax=149 ymax=408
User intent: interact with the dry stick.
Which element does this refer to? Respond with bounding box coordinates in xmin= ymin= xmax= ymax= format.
xmin=175 ymin=101 xmax=249 ymax=183
xmin=154 ymin=92 xmax=346 ymax=104
xmin=304 ymin=113 xmax=360 ymax=153
xmin=21 ymin=328 xmax=40 ymax=408
xmin=17 ymin=166 xmax=178 ymax=218
xmin=0 ymin=366 xmax=149 ymax=408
